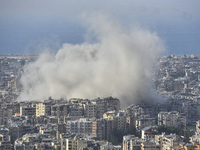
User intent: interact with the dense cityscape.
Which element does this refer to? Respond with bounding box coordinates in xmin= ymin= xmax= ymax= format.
xmin=0 ymin=54 xmax=200 ymax=149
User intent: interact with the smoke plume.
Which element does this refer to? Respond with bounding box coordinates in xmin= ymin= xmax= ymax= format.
xmin=18 ymin=15 xmax=165 ymax=106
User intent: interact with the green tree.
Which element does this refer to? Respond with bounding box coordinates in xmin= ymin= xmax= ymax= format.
xmin=108 ymin=127 xmax=137 ymax=145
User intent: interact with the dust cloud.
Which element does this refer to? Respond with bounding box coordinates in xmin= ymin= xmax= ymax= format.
xmin=18 ymin=15 xmax=165 ymax=106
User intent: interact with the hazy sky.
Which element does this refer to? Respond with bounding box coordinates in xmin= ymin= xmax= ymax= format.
xmin=0 ymin=0 xmax=200 ymax=55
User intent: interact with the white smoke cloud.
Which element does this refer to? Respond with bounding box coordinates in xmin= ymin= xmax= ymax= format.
xmin=18 ymin=15 xmax=165 ymax=106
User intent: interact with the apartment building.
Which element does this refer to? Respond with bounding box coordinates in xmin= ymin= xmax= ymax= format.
xmin=36 ymin=103 xmax=51 ymax=117
xmin=141 ymin=126 xmax=158 ymax=141
xmin=155 ymin=133 xmax=181 ymax=150
xmin=20 ymin=105 xmax=36 ymax=118
xmin=92 ymin=119 xmax=106 ymax=140
xmin=123 ymin=135 xmax=142 ymax=150
xmin=84 ymin=102 xmax=97 ymax=118
xmin=158 ymin=111 xmax=186 ymax=129
xmin=136 ymin=118 xmax=156 ymax=131
xmin=66 ymin=118 xmax=92 ymax=135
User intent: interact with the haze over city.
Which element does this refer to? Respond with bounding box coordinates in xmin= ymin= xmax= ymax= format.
xmin=1 ymin=0 xmax=199 ymax=104
xmin=0 ymin=0 xmax=200 ymax=55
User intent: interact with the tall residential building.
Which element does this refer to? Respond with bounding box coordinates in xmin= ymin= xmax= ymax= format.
xmin=84 ymin=102 xmax=97 ymax=118
xmin=20 ymin=105 xmax=36 ymax=118
xmin=141 ymin=126 xmax=158 ymax=141
xmin=114 ymin=111 xmax=128 ymax=131
xmin=158 ymin=111 xmax=186 ymax=129
xmin=136 ymin=118 xmax=156 ymax=131
xmin=92 ymin=119 xmax=106 ymax=140
xmin=92 ymin=97 xmax=120 ymax=118
xmin=66 ymin=118 xmax=92 ymax=135
xmin=36 ymin=103 xmax=45 ymax=117
xmin=36 ymin=102 xmax=51 ymax=117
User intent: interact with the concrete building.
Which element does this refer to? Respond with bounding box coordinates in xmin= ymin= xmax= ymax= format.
xmin=141 ymin=141 xmax=160 ymax=150
xmin=141 ymin=126 xmax=158 ymax=141
xmin=92 ymin=97 xmax=120 ymax=118
xmin=36 ymin=103 xmax=51 ymax=117
xmin=123 ymin=135 xmax=142 ymax=150
xmin=155 ymin=133 xmax=182 ymax=150
xmin=190 ymin=122 xmax=200 ymax=149
xmin=20 ymin=105 xmax=36 ymax=118
xmin=92 ymin=119 xmax=106 ymax=140
xmin=181 ymin=101 xmax=199 ymax=125
xmin=66 ymin=118 xmax=92 ymax=135
xmin=0 ymin=127 xmax=10 ymax=142
xmin=66 ymin=137 xmax=78 ymax=150
xmin=158 ymin=111 xmax=186 ymax=129
xmin=0 ymin=126 xmax=11 ymax=150
xmin=69 ymin=105 xmax=84 ymax=117
xmin=0 ymin=108 xmax=13 ymax=125
xmin=0 ymin=141 xmax=12 ymax=150
xmin=14 ymin=133 xmax=39 ymax=150
xmin=66 ymin=136 xmax=88 ymax=150
xmin=39 ymin=124 xmax=58 ymax=138
xmin=115 ymin=111 xmax=128 ymax=131
xmin=51 ymin=104 xmax=71 ymax=123
xmin=84 ymin=102 xmax=97 ymax=118
xmin=136 ymin=118 xmax=156 ymax=131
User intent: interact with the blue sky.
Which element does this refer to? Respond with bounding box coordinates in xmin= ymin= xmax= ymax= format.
xmin=0 ymin=0 xmax=200 ymax=55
